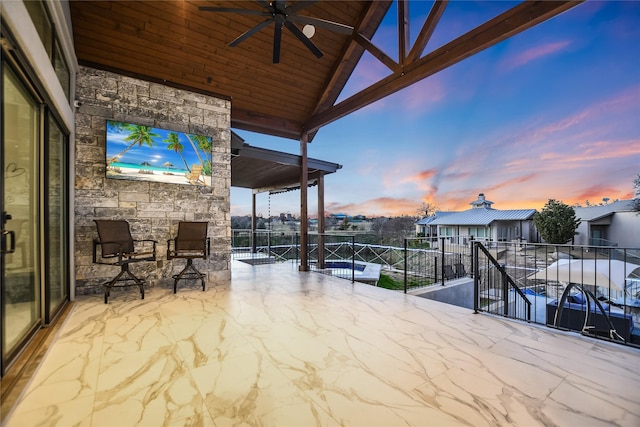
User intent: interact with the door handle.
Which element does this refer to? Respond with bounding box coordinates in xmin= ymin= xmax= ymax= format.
xmin=1 ymin=230 xmax=15 ymax=254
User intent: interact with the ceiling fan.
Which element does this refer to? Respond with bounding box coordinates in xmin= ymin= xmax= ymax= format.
xmin=199 ymin=1 xmax=354 ymax=64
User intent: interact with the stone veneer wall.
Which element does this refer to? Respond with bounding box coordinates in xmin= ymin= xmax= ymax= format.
xmin=74 ymin=66 xmax=231 ymax=295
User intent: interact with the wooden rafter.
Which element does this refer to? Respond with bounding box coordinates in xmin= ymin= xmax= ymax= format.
xmin=398 ymin=0 xmax=410 ymax=67
xmin=406 ymin=0 xmax=448 ymax=64
xmin=353 ymin=32 xmax=397 ymax=71
xmin=309 ymin=1 xmax=393 ymax=122
xmin=304 ymin=0 xmax=583 ymax=135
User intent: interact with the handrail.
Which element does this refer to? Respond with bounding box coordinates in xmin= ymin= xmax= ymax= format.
xmin=473 ymin=241 xmax=531 ymax=321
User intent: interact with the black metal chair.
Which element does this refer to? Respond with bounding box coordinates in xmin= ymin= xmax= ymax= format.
xmin=443 ymin=265 xmax=455 ymax=280
xmin=167 ymin=221 xmax=209 ymax=293
xmin=93 ymin=220 xmax=157 ymax=303
xmin=454 ymin=263 xmax=467 ymax=278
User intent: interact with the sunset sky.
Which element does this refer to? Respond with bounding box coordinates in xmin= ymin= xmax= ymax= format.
xmin=231 ymin=1 xmax=640 ymax=218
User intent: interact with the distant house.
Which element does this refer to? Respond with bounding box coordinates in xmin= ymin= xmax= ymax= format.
xmin=416 ymin=193 xmax=539 ymax=243
xmin=415 ymin=211 xmax=453 ymax=237
xmin=573 ymin=200 xmax=639 ymax=247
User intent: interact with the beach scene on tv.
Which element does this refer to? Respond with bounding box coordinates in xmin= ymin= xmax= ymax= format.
xmin=105 ymin=120 xmax=213 ymax=186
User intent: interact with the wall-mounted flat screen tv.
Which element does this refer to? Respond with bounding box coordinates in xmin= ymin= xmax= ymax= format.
xmin=105 ymin=120 xmax=213 ymax=186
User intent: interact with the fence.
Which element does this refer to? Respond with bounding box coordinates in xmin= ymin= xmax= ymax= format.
xmin=231 ymin=230 xmax=640 ymax=348
xmin=232 ymin=229 xmax=299 ymax=262
xmin=471 ymin=241 xmax=640 ymax=347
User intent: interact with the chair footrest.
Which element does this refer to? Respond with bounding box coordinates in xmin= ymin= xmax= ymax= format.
xmin=172 ymin=272 xmax=204 ymax=280
xmin=103 ymin=278 xmax=146 ymax=287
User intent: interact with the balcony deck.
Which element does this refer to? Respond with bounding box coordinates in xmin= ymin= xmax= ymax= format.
xmin=4 ymin=260 xmax=640 ymax=426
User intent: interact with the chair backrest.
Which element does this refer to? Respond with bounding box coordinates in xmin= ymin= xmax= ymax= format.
xmin=94 ymin=220 xmax=134 ymax=256
xmin=443 ymin=265 xmax=455 ymax=280
xmin=176 ymin=221 xmax=208 ymax=251
xmin=187 ymin=165 xmax=202 ymax=179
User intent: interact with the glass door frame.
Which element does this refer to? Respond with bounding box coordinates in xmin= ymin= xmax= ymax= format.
xmin=0 ymin=28 xmax=70 ymax=377
xmin=43 ymin=111 xmax=69 ymax=324
xmin=0 ymin=55 xmax=43 ymax=376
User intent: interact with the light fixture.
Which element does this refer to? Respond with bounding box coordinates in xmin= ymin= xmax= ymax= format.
xmin=302 ymin=24 xmax=315 ymax=39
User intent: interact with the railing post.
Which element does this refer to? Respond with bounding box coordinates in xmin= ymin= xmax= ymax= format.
xmin=502 ymin=264 xmax=508 ymax=316
xmin=434 ymin=256 xmax=438 ymax=283
xmin=351 ymin=235 xmax=355 ymax=283
xmin=440 ymin=237 xmax=445 ymax=286
xmin=473 ymin=241 xmax=479 ymax=313
xmin=318 ymin=232 xmax=325 ymax=269
xmin=404 ymin=238 xmax=408 ymax=294
xmin=469 ymin=236 xmax=474 ymax=278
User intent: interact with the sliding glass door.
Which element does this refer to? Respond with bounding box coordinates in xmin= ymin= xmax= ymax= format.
xmin=1 ymin=65 xmax=41 ymax=369
xmin=46 ymin=116 xmax=68 ymax=320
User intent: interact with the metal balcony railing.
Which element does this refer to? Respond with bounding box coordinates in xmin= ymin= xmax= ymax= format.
xmin=231 ymin=230 xmax=640 ymax=348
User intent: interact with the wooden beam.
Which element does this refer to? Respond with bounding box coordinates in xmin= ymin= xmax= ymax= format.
xmin=308 ymin=1 xmax=393 ymax=121
xmin=398 ymin=0 xmax=410 ymax=67
xmin=317 ymin=173 xmax=325 ymax=269
xmin=304 ymin=1 xmax=583 ymax=134
xmin=353 ymin=32 xmax=397 ymax=72
xmin=299 ymin=133 xmax=309 ymax=272
xmin=406 ymin=0 xmax=448 ymax=64
xmin=231 ymin=108 xmax=303 ymax=140
xmin=252 ymin=193 xmax=257 ymax=253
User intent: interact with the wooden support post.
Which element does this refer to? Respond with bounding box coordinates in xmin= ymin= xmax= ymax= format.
xmin=317 ymin=173 xmax=325 ymax=269
xmin=251 ymin=192 xmax=257 ymax=253
xmin=299 ymin=134 xmax=309 ymax=271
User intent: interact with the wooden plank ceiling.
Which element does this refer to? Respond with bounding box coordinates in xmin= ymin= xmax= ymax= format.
xmin=69 ymin=1 xmax=582 ymax=141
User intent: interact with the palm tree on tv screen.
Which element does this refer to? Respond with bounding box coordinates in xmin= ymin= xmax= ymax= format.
xmin=109 ymin=123 xmax=160 ymax=163
xmin=191 ymin=133 xmax=213 ymax=174
xmin=164 ymin=132 xmax=190 ymax=171
xmin=184 ymin=133 xmax=205 ymax=167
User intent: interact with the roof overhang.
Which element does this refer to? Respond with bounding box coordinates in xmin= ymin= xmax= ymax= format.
xmin=69 ymin=1 xmax=584 ymax=141
xmin=230 ymin=132 xmax=341 ymax=193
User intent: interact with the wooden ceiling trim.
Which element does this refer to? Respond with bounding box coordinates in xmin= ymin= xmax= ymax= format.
xmin=74 ymin=32 xmax=319 ymax=122
xmin=304 ymin=0 xmax=583 ymax=134
xmin=231 ymin=108 xmax=303 ymax=140
xmin=74 ymin=2 xmax=330 ymax=101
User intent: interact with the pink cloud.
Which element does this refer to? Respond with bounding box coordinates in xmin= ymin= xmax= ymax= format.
xmin=502 ymin=40 xmax=572 ymax=71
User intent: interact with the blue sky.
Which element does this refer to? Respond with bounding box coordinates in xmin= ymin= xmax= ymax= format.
xmin=231 ymin=1 xmax=640 ymax=218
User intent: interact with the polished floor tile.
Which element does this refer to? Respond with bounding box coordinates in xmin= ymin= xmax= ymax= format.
xmin=3 ymin=260 xmax=640 ymax=426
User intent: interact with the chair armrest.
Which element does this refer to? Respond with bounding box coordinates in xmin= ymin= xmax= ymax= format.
xmin=167 ymin=238 xmax=176 ymax=259
xmin=132 ymin=239 xmax=157 ymax=260
xmin=93 ymin=238 xmax=129 ymax=265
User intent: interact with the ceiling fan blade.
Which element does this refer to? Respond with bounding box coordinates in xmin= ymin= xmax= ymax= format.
xmin=285 ymin=1 xmax=318 ymax=15
xmin=273 ymin=16 xmax=284 ymax=63
xmin=284 ymin=20 xmax=323 ymax=58
xmin=288 ymin=15 xmax=354 ymax=35
xmin=198 ymin=6 xmax=269 ymax=16
xmin=229 ymin=19 xmax=273 ymax=47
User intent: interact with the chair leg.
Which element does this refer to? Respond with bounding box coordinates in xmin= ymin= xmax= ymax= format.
xmin=104 ymin=264 xmax=145 ymax=304
xmin=173 ymin=258 xmax=206 ymax=293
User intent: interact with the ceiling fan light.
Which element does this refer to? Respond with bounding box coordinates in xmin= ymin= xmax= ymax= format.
xmin=302 ymin=24 xmax=315 ymax=39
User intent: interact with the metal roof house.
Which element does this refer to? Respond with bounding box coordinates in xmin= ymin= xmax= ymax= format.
xmin=416 ymin=193 xmax=539 ymax=243
xmin=573 ymin=200 xmax=639 ymax=247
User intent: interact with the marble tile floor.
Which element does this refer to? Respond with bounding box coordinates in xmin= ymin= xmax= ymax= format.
xmin=3 ymin=260 xmax=640 ymax=427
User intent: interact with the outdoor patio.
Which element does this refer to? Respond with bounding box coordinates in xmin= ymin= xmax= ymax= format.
xmin=3 ymin=260 xmax=640 ymax=426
